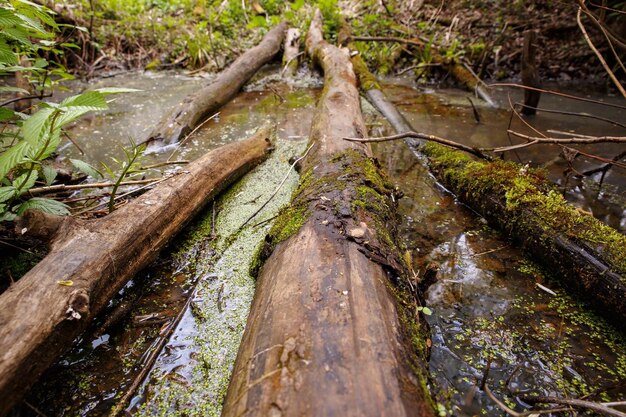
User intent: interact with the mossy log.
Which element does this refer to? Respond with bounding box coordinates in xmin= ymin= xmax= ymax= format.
xmin=0 ymin=129 xmax=272 ymax=416
xmin=145 ymin=22 xmax=287 ymax=145
xmin=222 ymin=10 xmax=434 ymax=417
xmin=348 ymin=35 xmax=496 ymax=107
xmin=350 ymin=56 xmax=626 ymax=332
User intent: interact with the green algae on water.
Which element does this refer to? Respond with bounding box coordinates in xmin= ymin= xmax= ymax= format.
xmin=135 ymin=137 xmax=307 ymax=417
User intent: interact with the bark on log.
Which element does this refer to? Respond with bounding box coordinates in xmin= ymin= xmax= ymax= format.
xmin=145 ymin=22 xmax=287 ymax=145
xmin=282 ymin=28 xmax=301 ymax=77
xmin=222 ymin=10 xmax=435 ymax=417
xmin=347 ymin=35 xmax=496 ymax=107
xmin=349 ymin=56 xmax=626 ymax=332
xmin=0 ymin=129 xmax=272 ymax=416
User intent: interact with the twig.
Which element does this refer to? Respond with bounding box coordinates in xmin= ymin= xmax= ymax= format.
xmin=108 ymin=289 xmax=196 ymax=417
xmin=280 ymin=51 xmax=304 ymax=77
xmin=167 ymin=112 xmax=220 ymax=162
xmin=514 ymin=103 xmax=626 ymax=129
xmin=507 ymin=130 xmax=626 ymax=145
xmin=238 ymin=143 xmax=315 ymax=231
xmin=520 ymin=395 xmax=626 ymax=417
xmin=142 ymin=160 xmax=189 ymax=170
xmin=343 ymin=132 xmax=492 ymax=160
xmin=484 ymin=383 xmax=522 ymax=417
xmin=28 ymin=178 xmax=158 ymax=195
xmin=74 ymin=175 xmax=175 ymax=215
xmin=0 ymin=239 xmax=42 ymax=258
xmin=0 ymin=92 xmax=53 ymax=107
xmin=577 ymin=7 xmax=626 ymax=99
xmin=490 ymin=83 xmax=626 ymax=110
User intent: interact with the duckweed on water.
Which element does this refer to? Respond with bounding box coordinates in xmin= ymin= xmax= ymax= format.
xmin=136 ymin=137 xmax=307 ymax=417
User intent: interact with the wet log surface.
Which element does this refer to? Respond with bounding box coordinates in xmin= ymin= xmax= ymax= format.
xmin=145 ymin=22 xmax=287 ymax=145
xmin=222 ymin=10 xmax=435 ymax=417
xmin=350 ymin=55 xmax=626 ymax=332
xmin=0 ymin=129 xmax=272 ymax=416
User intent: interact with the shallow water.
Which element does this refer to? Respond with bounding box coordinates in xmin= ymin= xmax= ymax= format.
xmin=369 ymin=84 xmax=626 ymax=416
xmin=13 ymin=71 xmax=626 ymax=417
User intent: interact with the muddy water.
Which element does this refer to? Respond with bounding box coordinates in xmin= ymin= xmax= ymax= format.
xmin=15 ymin=71 xmax=319 ymax=417
xmin=13 ymin=72 xmax=626 ymax=417
xmin=368 ymin=84 xmax=626 ymax=415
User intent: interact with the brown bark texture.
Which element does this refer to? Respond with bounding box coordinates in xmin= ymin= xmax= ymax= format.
xmin=521 ymin=30 xmax=541 ymax=116
xmin=0 ymin=129 xmax=272 ymax=416
xmin=222 ymin=10 xmax=435 ymax=417
xmin=145 ymin=22 xmax=287 ymax=145
xmin=282 ymin=28 xmax=301 ymax=77
xmin=349 ymin=56 xmax=626 ymax=332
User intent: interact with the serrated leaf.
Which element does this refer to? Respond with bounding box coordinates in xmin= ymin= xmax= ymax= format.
xmin=22 ymin=106 xmax=55 ymax=147
xmin=16 ymin=197 xmax=70 ymax=216
xmin=0 ymin=140 xmax=31 ymax=179
xmin=94 ymin=87 xmax=142 ymax=95
xmin=0 ymin=39 xmax=18 ymax=65
xmin=41 ymin=165 xmax=56 ymax=185
xmin=12 ymin=170 xmax=37 ymax=192
xmin=0 ymin=186 xmax=17 ymax=203
xmin=55 ymin=107 xmax=93 ymax=128
xmin=0 ymin=86 xmax=30 ymax=94
xmin=34 ymin=127 xmax=60 ymax=160
xmin=70 ymin=158 xmax=102 ymax=179
xmin=60 ymin=91 xmax=108 ymax=110
xmin=0 ymin=211 xmax=17 ymax=222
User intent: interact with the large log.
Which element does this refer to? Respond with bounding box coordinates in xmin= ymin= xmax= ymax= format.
xmin=0 ymin=129 xmax=272 ymax=416
xmin=145 ymin=22 xmax=287 ymax=145
xmin=349 ymin=53 xmax=626 ymax=332
xmin=222 ymin=10 xmax=435 ymax=417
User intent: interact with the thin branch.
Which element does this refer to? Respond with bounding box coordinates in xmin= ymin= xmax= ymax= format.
xmin=490 ymin=83 xmax=626 ymax=110
xmin=0 ymin=92 xmax=53 ymax=108
xmin=344 ymin=132 xmax=492 ymax=160
xmin=28 ymin=178 xmax=158 ymax=195
xmin=520 ymin=395 xmax=626 ymax=417
xmin=514 ymin=103 xmax=626 ymax=129
xmin=238 ymin=143 xmax=315 ymax=231
xmin=577 ymin=7 xmax=626 ymax=99
xmin=166 ymin=112 xmax=220 ymax=162
xmin=507 ymin=130 xmax=626 ymax=144
xmin=142 ymin=160 xmax=189 ymax=170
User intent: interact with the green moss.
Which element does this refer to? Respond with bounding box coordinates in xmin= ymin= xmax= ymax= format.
xmin=269 ymin=205 xmax=308 ymax=244
xmin=422 ymin=142 xmax=626 ymax=277
xmin=350 ymin=52 xmax=382 ymax=91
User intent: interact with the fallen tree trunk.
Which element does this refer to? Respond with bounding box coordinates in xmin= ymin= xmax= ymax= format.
xmin=145 ymin=22 xmax=287 ymax=145
xmin=0 ymin=129 xmax=272 ymax=416
xmin=349 ymin=55 xmax=626 ymax=332
xmin=222 ymin=10 xmax=435 ymax=417
xmin=348 ymin=35 xmax=496 ymax=107
xmin=282 ymin=28 xmax=301 ymax=77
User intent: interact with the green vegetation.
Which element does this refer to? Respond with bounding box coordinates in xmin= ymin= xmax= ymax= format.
xmin=0 ymin=1 xmax=137 ymax=220
xmin=423 ymin=142 xmax=626 ymax=276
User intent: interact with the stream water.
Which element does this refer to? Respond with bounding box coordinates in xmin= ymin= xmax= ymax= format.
xmin=12 ymin=70 xmax=626 ymax=416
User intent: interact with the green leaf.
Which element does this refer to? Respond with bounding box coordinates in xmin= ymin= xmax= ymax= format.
xmin=0 ymin=39 xmax=18 ymax=65
xmin=0 ymin=140 xmax=31 ymax=179
xmin=16 ymin=197 xmax=70 ymax=216
xmin=0 ymin=107 xmax=16 ymax=121
xmin=0 ymin=86 xmax=30 ymax=94
xmin=70 ymin=158 xmax=102 ymax=179
xmin=12 ymin=170 xmax=37 ymax=192
xmin=22 ymin=106 xmax=55 ymax=147
xmin=41 ymin=165 xmax=56 ymax=185
xmin=34 ymin=127 xmax=60 ymax=160
xmin=94 ymin=87 xmax=142 ymax=95
xmin=60 ymin=91 xmax=108 ymax=110
xmin=0 ymin=211 xmax=17 ymax=222
xmin=0 ymin=186 xmax=17 ymax=203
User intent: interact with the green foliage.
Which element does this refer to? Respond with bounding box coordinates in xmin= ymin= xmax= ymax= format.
xmin=100 ymin=139 xmax=146 ymax=213
xmin=0 ymin=0 xmax=139 ymax=221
